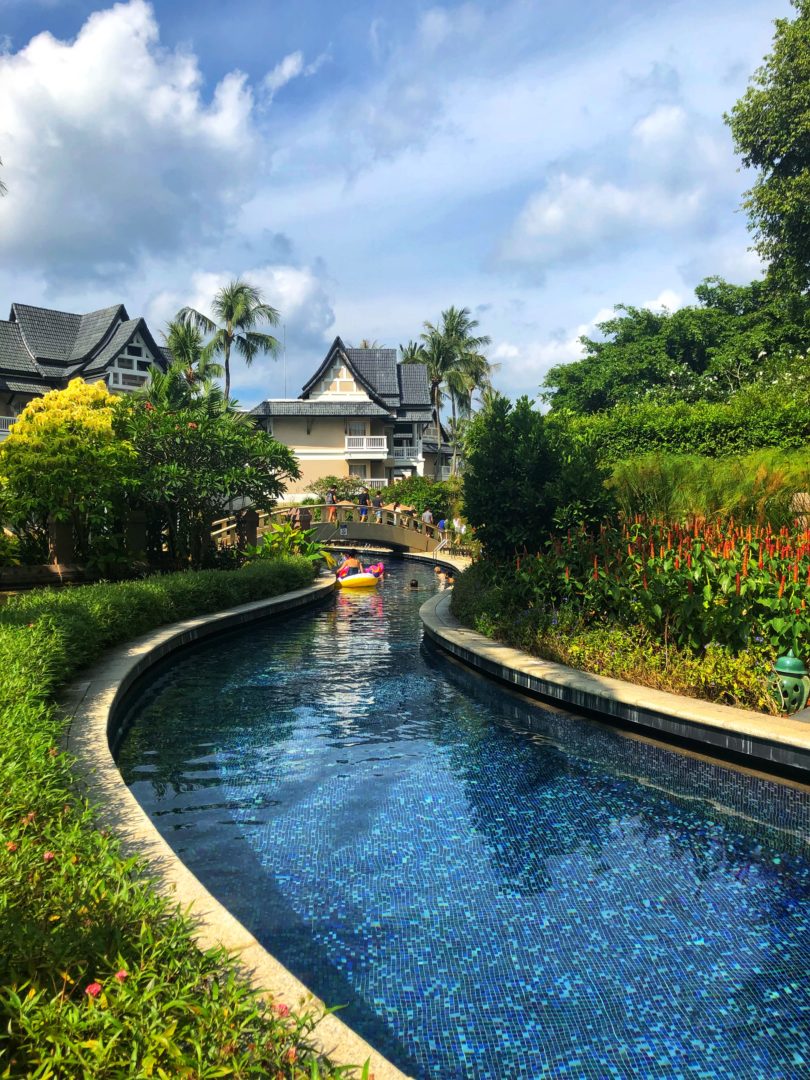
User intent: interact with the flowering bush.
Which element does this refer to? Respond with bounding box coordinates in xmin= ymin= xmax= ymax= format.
xmin=452 ymin=517 xmax=810 ymax=710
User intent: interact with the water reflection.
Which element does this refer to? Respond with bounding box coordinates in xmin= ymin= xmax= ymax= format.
xmin=118 ymin=562 xmax=810 ymax=1080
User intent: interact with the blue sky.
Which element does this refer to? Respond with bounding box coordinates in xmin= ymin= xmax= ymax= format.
xmin=0 ymin=0 xmax=793 ymax=407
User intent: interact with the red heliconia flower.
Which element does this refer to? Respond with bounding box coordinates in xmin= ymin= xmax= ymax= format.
xmin=793 ymin=561 xmax=800 ymax=583
xmin=565 ymin=566 xmax=570 ymax=581
xmin=778 ymin=575 xmax=786 ymax=599
xmin=758 ymin=547 xmax=764 ymax=570
xmin=687 ymin=580 xmax=694 ymax=595
xmin=674 ymin=556 xmax=680 ymax=570
xmin=735 ymin=573 xmax=741 ymax=595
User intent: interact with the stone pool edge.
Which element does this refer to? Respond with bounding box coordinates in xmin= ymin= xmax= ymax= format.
xmin=60 ymin=576 xmax=413 ymax=1080
xmin=420 ymin=590 xmax=810 ymax=778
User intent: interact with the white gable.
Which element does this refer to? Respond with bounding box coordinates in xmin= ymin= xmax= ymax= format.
xmin=308 ymin=356 xmax=370 ymax=401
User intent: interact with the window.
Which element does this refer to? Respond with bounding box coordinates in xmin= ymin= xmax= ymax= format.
xmin=117 ymin=356 xmax=133 ymax=370
xmin=111 ymin=372 xmax=120 ymax=384
xmin=121 ymin=373 xmax=146 ymax=387
xmin=347 ymin=422 xmax=366 ymax=436
xmin=137 ymin=360 xmax=151 ymax=372
xmin=351 ymin=464 xmax=367 ymax=479
xmin=127 ymin=345 xmax=143 ymax=357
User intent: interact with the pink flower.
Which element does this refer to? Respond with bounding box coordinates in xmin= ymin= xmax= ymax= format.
xmin=43 ymin=851 xmax=55 ymax=862
xmin=275 ymin=1002 xmax=290 ymax=1017
xmin=85 ymin=982 xmax=102 ymax=998
xmin=114 ymin=969 xmax=128 ymax=982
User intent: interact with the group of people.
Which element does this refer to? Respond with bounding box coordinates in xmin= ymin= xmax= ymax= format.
xmin=320 ymin=488 xmax=470 ymax=544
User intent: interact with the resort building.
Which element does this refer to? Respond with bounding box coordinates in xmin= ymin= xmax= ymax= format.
xmin=251 ymin=336 xmax=453 ymax=493
xmin=0 ymin=302 xmax=168 ymax=440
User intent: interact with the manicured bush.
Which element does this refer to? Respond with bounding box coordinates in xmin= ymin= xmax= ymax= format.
xmin=548 ymin=382 xmax=810 ymax=465
xmin=0 ymin=561 xmax=358 ymax=1078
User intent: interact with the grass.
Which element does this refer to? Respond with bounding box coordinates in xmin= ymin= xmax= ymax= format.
xmin=0 ymin=560 xmax=365 ymax=1078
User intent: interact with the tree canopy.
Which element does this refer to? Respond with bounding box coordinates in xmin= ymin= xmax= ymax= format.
xmin=725 ymin=0 xmax=810 ymax=291
xmin=541 ymin=277 xmax=810 ymax=413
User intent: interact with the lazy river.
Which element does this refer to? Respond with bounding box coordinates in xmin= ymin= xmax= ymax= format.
xmin=117 ymin=561 xmax=810 ymax=1079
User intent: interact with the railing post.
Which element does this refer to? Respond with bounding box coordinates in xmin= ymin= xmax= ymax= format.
xmin=237 ymin=508 xmax=260 ymax=549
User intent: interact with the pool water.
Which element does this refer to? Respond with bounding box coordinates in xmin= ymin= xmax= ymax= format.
xmin=117 ymin=562 xmax=810 ymax=1079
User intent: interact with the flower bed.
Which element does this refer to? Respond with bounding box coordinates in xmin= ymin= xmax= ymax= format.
xmin=452 ymin=520 xmax=810 ymax=713
xmin=0 ymin=560 xmax=356 ymax=1078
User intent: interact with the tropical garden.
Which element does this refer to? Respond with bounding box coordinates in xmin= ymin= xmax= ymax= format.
xmin=0 ymin=281 xmax=358 ymax=1075
xmin=453 ymin=0 xmax=810 ymax=715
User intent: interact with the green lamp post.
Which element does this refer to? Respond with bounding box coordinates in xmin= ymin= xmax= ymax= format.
xmin=768 ymin=649 xmax=810 ymax=714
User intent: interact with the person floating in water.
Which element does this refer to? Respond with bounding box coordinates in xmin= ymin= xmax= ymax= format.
xmin=339 ymin=549 xmax=364 ymax=577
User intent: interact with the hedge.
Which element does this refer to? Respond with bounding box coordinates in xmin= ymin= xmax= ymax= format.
xmin=0 ymin=560 xmax=359 ymax=1078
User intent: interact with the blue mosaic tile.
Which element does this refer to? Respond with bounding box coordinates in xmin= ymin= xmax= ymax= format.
xmin=118 ymin=563 xmax=810 ymax=1080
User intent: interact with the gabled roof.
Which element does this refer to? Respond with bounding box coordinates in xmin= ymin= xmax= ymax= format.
xmin=397 ymin=362 xmax=431 ymax=407
xmin=0 ymin=301 xmax=167 ymax=396
xmin=299 ymin=336 xmax=391 ymax=410
xmin=346 ymin=347 xmax=399 ymax=401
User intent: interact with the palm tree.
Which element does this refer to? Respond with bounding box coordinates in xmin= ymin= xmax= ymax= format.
xmin=164 ymin=320 xmax=224 ymax=389
xmin=354 ymin=338 xmax=382 ymax=349
xmin=177 ymin=279 xmax=281 ymax=399
xmin=401 ymin=307 xmax=492 ymax=478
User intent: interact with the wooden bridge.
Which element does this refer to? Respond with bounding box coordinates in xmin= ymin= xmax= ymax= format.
xmin=212 ymin=503 xmax=445 ymax=554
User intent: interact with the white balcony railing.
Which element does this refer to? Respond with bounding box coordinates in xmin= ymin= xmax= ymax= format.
xmin=345 ymin=436 xmax=388 ymax=451
xmin=393 ymin=443 xmax=421 ymax=459
xmin=0 ymin=416 xmax=15 ymax=441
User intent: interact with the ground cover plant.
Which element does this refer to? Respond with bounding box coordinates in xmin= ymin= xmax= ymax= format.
xmin=452 ymin=518 xmax=810 ymax=712
xmin=0 ymin=560 xmax=363 ymax=1078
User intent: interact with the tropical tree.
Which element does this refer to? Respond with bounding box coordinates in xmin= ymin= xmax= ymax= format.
xmin=0 ymin=380 xmax=136 ymax=561
xmin=354 ymin=338 xmax=382 ymax=348
xmin=401 ymin=307 xmax=492 ymax=477
xmin=177 ymin=279 xmax=281 ymax=399
xmin=725 ymin=0 xmax=810 ymax=291
xmin=118 ymin=375 xmax=299 ymax=567
xmin=163 ymin=320 xmax=223 ymax=390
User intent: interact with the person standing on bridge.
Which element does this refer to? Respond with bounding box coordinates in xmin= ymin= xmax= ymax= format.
xmin=421 ymin=507 xmax=434 ymax=532
xmin=325 ymin=486 xmax=337 ymax=522
xmin=357 ymin=487 xmax=370 ymax=522
xmin=372 ymin=492 xmax=383 ymax=523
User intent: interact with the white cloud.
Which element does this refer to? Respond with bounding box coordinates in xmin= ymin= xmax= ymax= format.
xmin=262 ymin=49 xmax=327 ymax=98
xmin=632 ymin=104 xmax=688 ymax=145
xmin=643 ymin=288 xmax=684 ymax=311
xmin=0 ymin=0 xmax=258 ymax=280
xmin=500 ymin=174 xmax=706 ymax=267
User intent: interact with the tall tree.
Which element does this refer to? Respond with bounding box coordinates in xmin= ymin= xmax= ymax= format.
xmin=163 ymin=320 xmax=224 ymax=390
xmin=725 ymin=1 xmax=810 ymax=291
xmin=177 ymin=280 xmax=281 ymax=399
xmin=401 ymin=307 xmax=492 ymax=478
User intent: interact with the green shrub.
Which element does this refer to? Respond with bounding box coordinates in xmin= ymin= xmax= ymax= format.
xmin=0 ymin=561 xmax=359 ymax=1078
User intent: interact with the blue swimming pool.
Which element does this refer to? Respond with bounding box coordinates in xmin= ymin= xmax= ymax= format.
xmin=117 ymin=561 xmax=810 ymax=1079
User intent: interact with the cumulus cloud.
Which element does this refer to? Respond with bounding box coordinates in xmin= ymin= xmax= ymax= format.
xmin=643 ymin=288 xmax=684 ymax=311
xmin=500 ymin=174 xmax=707 ymax=267
xmin=0 ymin=0 xmax=259 ymax=282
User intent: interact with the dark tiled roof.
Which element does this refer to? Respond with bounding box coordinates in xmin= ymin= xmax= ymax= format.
xmin=0 ymin=377 xmax=48 ymax=394
xmin=397 ymin=362 xmax=431 ymax=405
xmin=0 ymin=322 xmax=38 ymax=375
xmin=398 ymin=407 xmax=434 ymax=422
xmin=0 ymin=303 xmax=166 ymax=392
xmin=10 ymin=303 xmax=81 ymax=362
xmin=346 ymin=348 xmax=399 ymax=399
xmin=69 ymin=305 xmax=125 ymax=361
xmin=82 ymin=319 xmax=141 ymax=375
xmin=251 ymin=399 xmax=392 ymax=418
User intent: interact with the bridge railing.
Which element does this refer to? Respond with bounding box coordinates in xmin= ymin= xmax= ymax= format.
xmin=211 ymin=503 xmax=449 ymax=549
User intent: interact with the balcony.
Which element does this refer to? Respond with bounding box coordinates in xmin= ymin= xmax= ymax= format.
xmin=393 ymin=443 xmax=421 ymax=460
xmin=345 ymin=435 xmax=389 ymax=459
xmin=0 ymin=417 xmax=15 ymax=442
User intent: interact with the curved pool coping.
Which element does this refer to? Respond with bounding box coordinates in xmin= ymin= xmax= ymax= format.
xmin=60 ymin=576 xmax=412 ymax=1080
xmin=420 ymin=590 xmax=810 ymax=778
